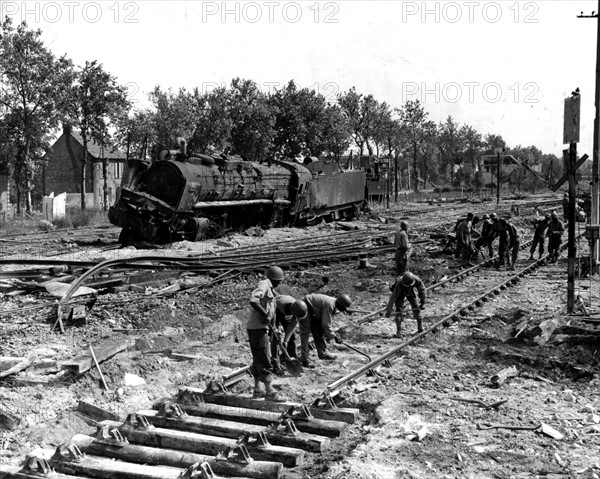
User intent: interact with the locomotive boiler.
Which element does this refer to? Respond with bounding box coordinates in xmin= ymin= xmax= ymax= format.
xmin=108 ymin=143 xmax=366 ymax=244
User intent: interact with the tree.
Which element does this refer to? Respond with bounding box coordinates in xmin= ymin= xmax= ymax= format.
xmin=64 ymin=60 xmax=130 ymax=210
xmin=114 ymin=108 xmax=157 ymax=161
xmin=189 ymin=86 xmax=232 ymax=155
xmin=437 ymin=116 xmax=465 ymax=185
xmin=460 ymin=124 xmax=482 ymax=187
xmin=320 ymin=104 xmax=351 ymax=161
xmin=0 ymin=17 xmax=72 ymax=212
xmin=398 ymin=100 xmax=436 ymax=192
xmin=228 ymin=78 xmax=275 ymax=161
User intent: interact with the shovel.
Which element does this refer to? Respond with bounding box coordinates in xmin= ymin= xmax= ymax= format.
xmin=269 ymin=324 xmax=303 ymax=377
xmin=338 ymin=340 xmax=371 ymax=362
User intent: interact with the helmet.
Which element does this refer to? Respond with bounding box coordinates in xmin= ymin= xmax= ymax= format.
xmin=335 ymin=294 xmax=352 ymax=311
xmin=482 ymin=214 xmax=490 ymax=220
xmin=551 ymin=211 xmax=558 ymax=219
xmin=400 ymin=221 xmax=408 ymax=230
xmin=490 ymin=213 xmax=498 ymax=220
xmin=290 ymin=300 xmax=308 ymax=319
xmin=400 ymin=272 xmax=416 ymax=287
xmin=266 ymin=266 xmax=284 ymax=281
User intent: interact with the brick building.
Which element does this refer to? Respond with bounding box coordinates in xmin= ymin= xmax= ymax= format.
xmin=43 ymin=126 xmax=126 ymax=209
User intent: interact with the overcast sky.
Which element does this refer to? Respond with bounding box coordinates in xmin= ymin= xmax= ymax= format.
xmin=2 ymin=0 xmax=599 ymax=156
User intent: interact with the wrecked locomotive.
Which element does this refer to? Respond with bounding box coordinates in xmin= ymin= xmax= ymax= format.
xmin=108 ymin=143 xmax=367 ymax=244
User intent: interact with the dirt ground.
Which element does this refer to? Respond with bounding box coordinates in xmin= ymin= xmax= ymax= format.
xmin=1 ymin=198 xmax=599 ymax=478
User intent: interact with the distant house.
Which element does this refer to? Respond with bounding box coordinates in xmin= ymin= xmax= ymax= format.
xmin=0 ymin=169 xmax=10 ymax=217
xmin=43 ymin=125 xmax=126 ymax=209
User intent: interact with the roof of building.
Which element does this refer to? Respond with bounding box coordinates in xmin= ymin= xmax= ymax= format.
xmin=46 ymin=131 xmax=126 ymax=161
xmin=70 ymin=132 xmax=125 ymax=160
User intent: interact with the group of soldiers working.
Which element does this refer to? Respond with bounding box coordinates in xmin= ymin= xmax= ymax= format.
xmin=246 ymin=205 xmax=567 ymax=401
xmin=247 ymin=265 xmax=352 ymax=401
xmin=454 ymin=210 xmax=565 ymax=268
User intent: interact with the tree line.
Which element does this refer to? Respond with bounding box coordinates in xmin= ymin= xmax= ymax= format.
xmin=0 ymin=18 xmax=563 ymax=213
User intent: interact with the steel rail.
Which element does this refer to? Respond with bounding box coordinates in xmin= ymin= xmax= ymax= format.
xmin=326 ymin=241 xmax=573 ymax=395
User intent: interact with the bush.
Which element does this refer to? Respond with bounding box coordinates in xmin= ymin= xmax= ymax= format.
xmin=51 ymin=207 xmax=107 ymax=229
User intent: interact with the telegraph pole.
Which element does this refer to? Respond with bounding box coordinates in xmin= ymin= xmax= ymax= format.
xmin=578 ymin=4 xmax=600 ymax=271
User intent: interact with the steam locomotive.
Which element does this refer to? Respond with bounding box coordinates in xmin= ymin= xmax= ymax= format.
xmin=108 ymin=141 xmax=367 ymax=244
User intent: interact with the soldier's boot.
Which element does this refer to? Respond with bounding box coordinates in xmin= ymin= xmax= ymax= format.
xmin=264 ymin=381 xmax=287 ymax=403
xmin=252 ymin=378 xmax=264 ymax=399
xmin=415 ymin=311 xmax=423 ymax=333
xmin=394 ymin=317 xmax=403 ymax=338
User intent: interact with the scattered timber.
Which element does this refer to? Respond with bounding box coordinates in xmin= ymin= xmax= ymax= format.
xmin=61 ymin=342 xmax=129 ymax=374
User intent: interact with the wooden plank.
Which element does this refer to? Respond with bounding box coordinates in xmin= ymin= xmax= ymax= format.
xmin=186 ymin=390 xmax=358 ymax=424
xmin=0 ymin=408 xmax=21 ymax=430
xmin=70 ymin=433 xmax=283 ymax=479
xmin=0 ymin=357 xmax=26 ymax=372
xmin=0 ymin=465 xmax=87 ymax=479
xmin=26 ymin=448 xmax=187 ymax=479
xmin=138 ymin=409 xmax=328 ymax=453
xmin=0 ymin=358 xmax=32 ymax=378
xmin=61 ymin=342 xmax=129 ymax=374
xmin=158 ymin=399 xmax=346 ymax=438
xmin=77 ymin=401 xmax=123 ymax=422
xmin=99 ymin=419 xmax=304 ymax=467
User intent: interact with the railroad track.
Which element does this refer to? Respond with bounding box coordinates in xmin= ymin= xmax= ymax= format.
xmin=0 ymin=235 xmax=573 ymax=479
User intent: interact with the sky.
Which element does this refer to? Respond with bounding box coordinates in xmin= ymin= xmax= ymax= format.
xmin=2 ymin=0 xmax=599 ymax=157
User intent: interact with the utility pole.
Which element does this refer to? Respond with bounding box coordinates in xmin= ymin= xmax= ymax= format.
xmin=578 ymin=5 xmax=600 ymax=271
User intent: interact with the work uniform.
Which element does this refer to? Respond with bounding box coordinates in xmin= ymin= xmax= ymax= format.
xmin=506 ymin=222 xmax=520 ymax=269
xmin=394 ymin=228 xmax=410 ymax=275
xmin=453 ymin=218 xmax=464 ymax=259
xmin=385 ymin=275 xmax=427 ymax=332
xmin=547 ymin=218 xmax=565 ymax=262
xmin=271 ymin=295 xmax=299 ymax=368
xmin=530 ymin=219 xmax=548 ymax=259
xmin=457 ymin=217 xmax=473 ymax=265
xmin=475 ymin=218 xmax=494 ymax=258
xmin=562 ymin=195 xmax=569 ymax=222
xmin=247 ymin=278 xmax=276 ymax=383
xmin=299 ymin=294 xmax=338 ymax=361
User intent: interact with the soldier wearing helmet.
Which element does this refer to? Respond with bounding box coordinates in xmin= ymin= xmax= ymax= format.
xmin=546 ymin=211 xmax=565 ymax=262
xmin=394 ymin=221 xmax=411 ymax=275
xmin=474 ymin=213 xmax=494 ymax=259
xmin=529 ymin=214 xmax=550 ymax=260
xmin=298 ymin=293 xmax=352 ymax=368
xmin=270 ymin=296 xmax=307 ymax=375
xmin=385 ymin=271 xmax=426 ymax=336
xmin=247 ymin=266 xmax=286 ymax=401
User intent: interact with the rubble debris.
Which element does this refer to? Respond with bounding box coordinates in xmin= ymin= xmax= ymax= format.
xmin=44 ymin=281 xmax=97 ymax=298
xmin=123 ymin=373 xmax=146 ymax=387
xmin=490 ymin=366 xmax=518 ymax=388
xmin=243 ymin=227 xmax=265 ymax=237
xmin=77 ymin=401 xmax=123 ymax=423
xmin=61 ymin=342 xmax=129 ymax=374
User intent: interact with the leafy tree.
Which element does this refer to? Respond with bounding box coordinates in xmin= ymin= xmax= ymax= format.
xmin=398 ymin=100 xmax=436 ymax=192
xmin=149 ymin=86 xmax=197 ymax=154
xmin=320 ymin=104 xmax=351 ymax=161
xmin=114 ymin=108 xmax=157 ymax=160
xmin=0 ymin=17 xmax=72 ymax=212
xmin=228 ymin=78 xmax=275 ymax=161
xmin=460 ymin=124 xmax=482 ymax=187
xmin=437 ymin=116 xmax=465 ymax=185
xmin=63 ymin=60 xmax=130 ymax=209
xmin=189 ymin=86 xmax=232 ymax=155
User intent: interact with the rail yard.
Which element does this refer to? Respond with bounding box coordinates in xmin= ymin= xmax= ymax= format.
xmin=1 ymin=194 xmax=599 ymax=479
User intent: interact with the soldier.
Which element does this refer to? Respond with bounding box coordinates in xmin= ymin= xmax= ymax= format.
xmin=529 ymin=215 xmax=550 ymax=260
xmin=248 ymin=266 xmax=286 ymax=402
xmin=547 ymin=211 xmax=565 ymax=262
xmin=457 ymin=213 xmax=475 ymax=267
xmin=505 ymin=218 xmax=520 ymax=270
xmin=475 ymin=213 xmax=494 ymax=259
xmin=299 ymin=293 xmax=352 ymax=368
xmin=270 ymin=296 xmax=307 ymax=375
xmin=394 ymin=221 xmax=411 ymax=275
xmin=385 ymin=271 xmax=426 ymax=336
